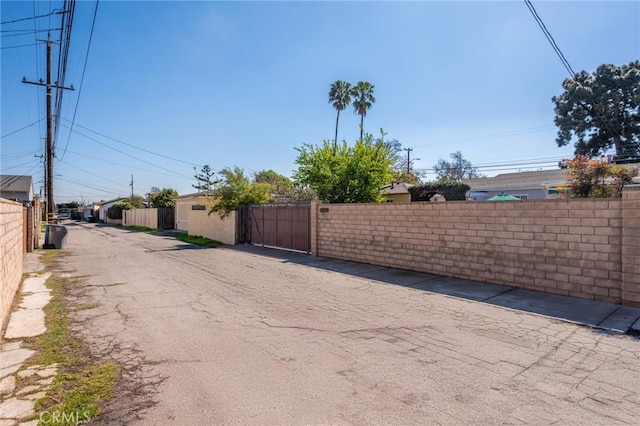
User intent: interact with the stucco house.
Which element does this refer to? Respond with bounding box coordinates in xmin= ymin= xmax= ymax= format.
xmin=381 ymin=182 xmax=413 ymax=203
xmin=173 ymin=192 xmax=236 ymax=245
xmin=0 ymin=175 xmax=34 ymax=203
xmin=95 ymin=197 xmax=126 ymax=222
xmin=463 ymin=169 xmax=567 ymax=201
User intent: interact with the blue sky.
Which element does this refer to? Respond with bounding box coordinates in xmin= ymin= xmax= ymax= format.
xmin=2 ymin=1 xmax=639 ymax=203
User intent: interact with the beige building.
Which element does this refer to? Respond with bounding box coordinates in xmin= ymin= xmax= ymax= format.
xmin=381 ymin=182 xmax=413 ymax=203
xmin=173 ymin=192 xmax=236 ymax=245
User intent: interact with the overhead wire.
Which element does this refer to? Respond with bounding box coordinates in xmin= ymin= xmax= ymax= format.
xmin=59 ymin=0 xmax=99 ymax=161
xmin=60 ymin=118 xmax=203 ymax=168
xmin=0 ymin=118 xmax=44 ymax=139
xmin=0 ymin=10 xmax=62 ymax=25
xmin=59 ymin=123 xmax=195 ymax=179
xmin=523 ymin=0 xmax=627 ymax=155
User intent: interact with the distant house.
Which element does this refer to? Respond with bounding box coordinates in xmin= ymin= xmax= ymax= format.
xmin=95 ymin=197 xmax=126 ymax=222
xmin=381 ymin=182 xmax=413 ymax=203
xmin=463 ymin=169 xmax=567 ymax=201
xmin=0 ymin=175 xmax=34 ymax=203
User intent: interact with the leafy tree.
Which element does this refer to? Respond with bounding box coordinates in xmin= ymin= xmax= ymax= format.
xmin=193 ymin=164 xmax=218 ymax=193
xmin=122 ymin=195 xmax=145 ymax=209
xmin=211 ymin=167 xmax=271 ymax=218
xmin=553 ymin=61 xmax=640 ymax=160
xmin=328 ymin=80 xmax=352 ymax=146
xmin=434 ymin=151 xmax=482 ymax=182
xmin=409 ymin=182 xmax=470 ymax=201
xmin=293 ymin=136 xmax=393 ymax=203
xmin=56 ymin=201 xmax=79 ymax=209
xmin=288 ymin=186 xmax=316 ymax=203
xmin=149 ymin=187 xmax=178 ymax=208
xmin=351 ymin=81 xmax=375 ymax=140
xmin=560 ymin=154 xmax=637 ymax=198
xmin=253 ymin=170 xmax=293 ymax=196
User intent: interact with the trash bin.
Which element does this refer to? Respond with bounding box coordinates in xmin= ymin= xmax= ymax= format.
xmin=44 ymin=224 xmax=68 ymax=249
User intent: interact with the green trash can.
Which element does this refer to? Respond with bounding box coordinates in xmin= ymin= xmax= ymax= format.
xmin=44 ymin=224 xmax=68 ymax=249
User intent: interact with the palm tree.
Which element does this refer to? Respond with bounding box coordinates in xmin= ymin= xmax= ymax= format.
xmin=351 ymin=81 xmax=375 ymax=140
xmin=328 ymin=80 xmax=352 ymax=147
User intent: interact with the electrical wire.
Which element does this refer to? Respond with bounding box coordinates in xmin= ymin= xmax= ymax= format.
xmin=59 ymin=0 xmax=99 ymax=161
xmin=0 ymin=10 xmax=61 ymax=25
xmin=63 ymin=149 xmax=196 ymax=180
xmin=0 ymin=118 xmax=44 ymax=139
xmin=59 ymin=123 xmax=195 ymax=179
xmin=60 ymin=118 xmax=203 ymax=168
xmin=0 ymin=42 xmax=40 ymax=50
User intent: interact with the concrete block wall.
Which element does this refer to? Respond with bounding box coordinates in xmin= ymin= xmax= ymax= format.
xmin=1 ymin=199 xmax=24 ymax=328
xmin=315 ymin=188 xmax=639 ymax=306
xmin=621 ymin=186 xmax=640 ymax=306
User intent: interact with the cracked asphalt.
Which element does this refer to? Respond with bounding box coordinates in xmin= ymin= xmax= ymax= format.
xmin=59 ymin=222 xmax=639 ymax=425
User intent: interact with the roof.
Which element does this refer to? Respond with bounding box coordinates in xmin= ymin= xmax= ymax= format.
xmin=174 ymin=191 xmax=215 ymax=200
xmin=94 ymin=197 xmax=126 ymax=206
xmin=463 ymin=169 xmax=567 ymax=191
xmin=381 ymin=182 xmax=414 ymax=195
xmin=0 ymin=175 xmax=33 ymax=193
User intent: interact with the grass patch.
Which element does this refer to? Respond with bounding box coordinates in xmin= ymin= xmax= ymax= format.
xmin=71 ymin=303 xmax=101 ymax=312
xmin=22 ymin=252 xmax=120 ymax=425
xmin=174 ymin=232 xmax=221 ymax=247
xmin=116 ymin=225 xmax=157 ymax=232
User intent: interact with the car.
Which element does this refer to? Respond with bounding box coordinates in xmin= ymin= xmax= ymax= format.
xmin=86 ymin=214 xmax=95 ymax=223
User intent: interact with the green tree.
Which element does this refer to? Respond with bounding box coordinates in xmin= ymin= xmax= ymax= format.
xmin=560 ymin=155 xmax=637 ymax=198
xmin=122 ymin=195 xmax=145 ymax=209
xmin=351 ymin=81 xmax=375 ymax=140
xmin=553 ymin=61 xmax=640 ymax=160
xmin=211 ymin=167 xmax=271 ymax=218
xmin=328 ymin=80 xmax=352 ymax=146
xmin=253 ymin=170 xmax=293 ymax=196
xmin=149 ymin=187 xmax=178 ymax=208
xmin=193 ymin=165 xmax=218 ymax=193
xmin=433 ymin=151 xmax=482 ymax=182
xmin=293 ymin=136 xmax=393 ymax=203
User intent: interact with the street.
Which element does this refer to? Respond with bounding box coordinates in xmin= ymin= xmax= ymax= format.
xmin=59 ymin=223 xmax=639 ymax=425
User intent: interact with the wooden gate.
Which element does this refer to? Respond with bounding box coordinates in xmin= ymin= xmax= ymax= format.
xmin=240 ymin=204 xmax=310 ymax=253
xmin=157 ymin=208 xmax=175 ymax=230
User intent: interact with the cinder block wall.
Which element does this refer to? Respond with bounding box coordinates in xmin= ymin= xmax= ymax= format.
xmin=1 ymin=199 xmax=24 ymax=328
xmin=315 ymin=188 xmax=639 ymax=306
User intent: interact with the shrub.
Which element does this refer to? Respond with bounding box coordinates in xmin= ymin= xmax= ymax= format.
xmin=106 ymin=202 xmax=126 ymax=220
xmin=409 ymin=182 xmax=470 ymax=201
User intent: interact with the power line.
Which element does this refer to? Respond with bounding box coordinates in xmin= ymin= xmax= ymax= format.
xmin=412 ymin=125 xmax=555 ymax=149
xmin=63 ymin=149 xmax=195 ymax=180
xmin=60 ymin=0 xmax=99 ymax=161
xmin=0 ymin=28 xmax=61 ymax=37
xmin=0 ymin=10 xmax=61 ymax=25
xmin=59 ymin=123 xmax=195 ymax=179
xmin=60 ymin=118 xmax=203 ymax=168
xmin=523 ymin=0 xmax=575 ymax=78
xmin=0 ymin=42 xmax=39 ymax=50
xmin=0 ymin=118 xmax=44 ymax=138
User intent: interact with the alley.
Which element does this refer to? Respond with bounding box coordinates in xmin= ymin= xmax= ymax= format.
xmin=59 ymin=223 xmax=639 ymax=425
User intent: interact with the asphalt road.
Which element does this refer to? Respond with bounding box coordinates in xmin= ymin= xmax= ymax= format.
xmin=58 ymin=222 xmax=639 ymax=425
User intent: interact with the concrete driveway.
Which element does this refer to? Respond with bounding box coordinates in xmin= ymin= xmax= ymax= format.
xmin=56 ymin=223 xmax=639 ymax=425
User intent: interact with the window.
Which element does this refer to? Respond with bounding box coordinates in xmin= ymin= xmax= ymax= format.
xmin=514 ymin=195 xmax=528 ymax=200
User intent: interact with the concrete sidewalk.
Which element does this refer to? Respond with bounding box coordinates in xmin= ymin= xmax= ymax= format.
xmin=230 ymin=244 xmax=640 ymax=334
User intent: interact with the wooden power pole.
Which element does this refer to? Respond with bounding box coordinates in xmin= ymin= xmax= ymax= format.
xmin=22 ymin=38 xmax=74 ymax=223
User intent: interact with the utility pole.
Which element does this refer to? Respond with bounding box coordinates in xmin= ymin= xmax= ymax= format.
xmin=404 ymin=148 xmax=413 ymax=174
xmin=130 ymin=175 xmax=134 ymax=198
xmin=22 ymin=38 xmax=74 ymax=223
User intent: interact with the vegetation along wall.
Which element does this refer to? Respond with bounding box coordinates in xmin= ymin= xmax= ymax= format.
xmin=312 ymin=186 xmax=640 ymax=307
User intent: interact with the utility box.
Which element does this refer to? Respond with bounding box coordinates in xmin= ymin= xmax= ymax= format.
xmin=44 ymin=224 xmax=68 ymax=249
